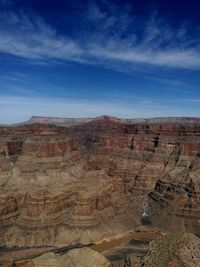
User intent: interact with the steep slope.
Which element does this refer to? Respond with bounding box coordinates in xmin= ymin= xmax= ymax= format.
xmin=0 ymin=116 xmax=199 ymax=248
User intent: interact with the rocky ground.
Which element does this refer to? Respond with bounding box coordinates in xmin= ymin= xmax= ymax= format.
xmin=0 ymin=116 xmax=199 ymax=265
xmin=1 ymin=233 xmax=200 ymax=267
xmin=143 ymin=233 xmax=200 ymax=267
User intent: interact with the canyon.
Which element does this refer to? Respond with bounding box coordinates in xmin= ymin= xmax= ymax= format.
xmin=0 ymin=115 xmax=200 ymax=265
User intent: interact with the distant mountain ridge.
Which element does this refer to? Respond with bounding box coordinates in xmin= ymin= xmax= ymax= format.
xmin=1 ymin=115 xmax=200 ymax=126
xmin=25 ymin=115 xmax=200 ymax=126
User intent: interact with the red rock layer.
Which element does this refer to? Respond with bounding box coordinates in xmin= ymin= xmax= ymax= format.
xmin=0 ymin=116 xmax=199 ymax=246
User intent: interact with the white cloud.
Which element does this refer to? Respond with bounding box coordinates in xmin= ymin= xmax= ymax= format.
xmin=0 ymin=4 xmax=200 ymax=70
xmin=0 ymin=11 xmax=82 ymax=61
xmin=88 ymin=46 xmax=200 ymax=69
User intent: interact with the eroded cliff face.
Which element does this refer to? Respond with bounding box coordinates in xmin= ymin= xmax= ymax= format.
xmin=0 ymin=116 xmax=199 ymax=247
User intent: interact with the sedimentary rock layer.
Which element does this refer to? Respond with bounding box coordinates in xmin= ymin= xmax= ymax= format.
xmin=0 ymin=116 xmax=199 ymax=247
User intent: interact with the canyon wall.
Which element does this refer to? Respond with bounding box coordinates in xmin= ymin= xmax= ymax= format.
xmin=0 ymin=116 xmax=199 ymax=247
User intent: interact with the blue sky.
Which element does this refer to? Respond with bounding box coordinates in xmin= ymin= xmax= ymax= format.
xmin=0 ymin=0 xmax=200 ymax=123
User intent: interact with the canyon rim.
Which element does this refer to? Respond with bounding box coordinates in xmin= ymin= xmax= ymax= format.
xmin=0 ymin=115 xmax=200 ymax=266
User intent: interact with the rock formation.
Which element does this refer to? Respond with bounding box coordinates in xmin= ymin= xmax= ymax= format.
xmin=13 ymin=247 xmax=111 ymax=267
xmin=3 ymin=233 xmax=200 ymax=267
xmin=143 ymin=233 xmax=200 ymax=267
xmin=0 ymin=116 xmax=199 ymax=248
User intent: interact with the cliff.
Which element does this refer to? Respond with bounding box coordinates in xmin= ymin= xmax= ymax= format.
xmin=0 ymin=116 xmax=199 ymax=247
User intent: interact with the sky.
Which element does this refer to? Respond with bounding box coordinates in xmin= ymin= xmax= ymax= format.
xmin=0 ymin=0 xmax=200 ymax=123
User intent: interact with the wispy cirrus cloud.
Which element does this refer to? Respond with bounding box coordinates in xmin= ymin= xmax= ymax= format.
xmin=0 ymin=11 xmax=82 ymax=61
xmin=0 ymin=2 xmax=200 ymax=70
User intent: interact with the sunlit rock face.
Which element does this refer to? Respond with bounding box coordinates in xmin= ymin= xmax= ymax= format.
xmin=0 ymin=116 xmax=199 ymax=247
xmin=15 ymin=247 xmax=111 ymax=267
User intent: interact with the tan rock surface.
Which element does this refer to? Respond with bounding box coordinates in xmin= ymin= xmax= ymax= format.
xmin=0 ymin=116 xmax=200 ymax=247
xmin=15 ymin=247 xmax=111 ymax=267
